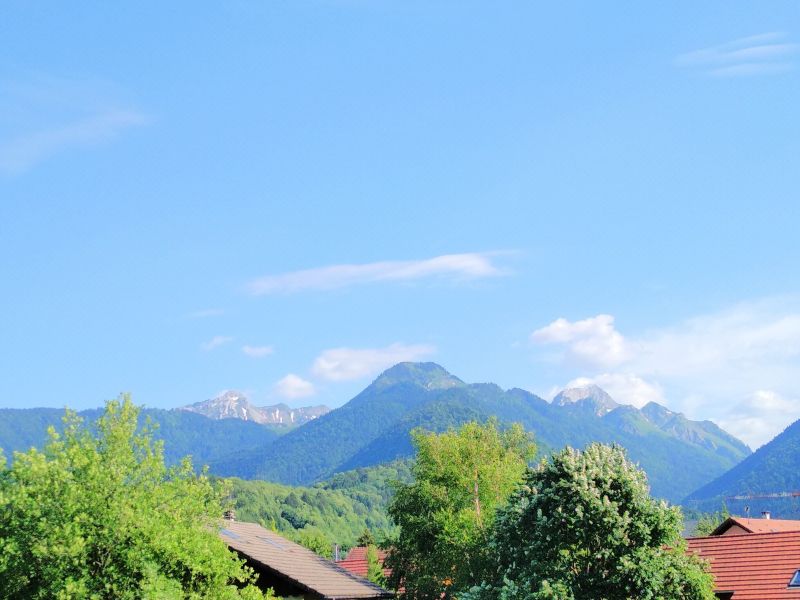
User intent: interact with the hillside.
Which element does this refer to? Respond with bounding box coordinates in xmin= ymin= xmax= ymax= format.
xmin=684 ymin=417 xmax=800 ymax=515
xmin=0 ymin=406 xmax=280 ymax=468
xmin=229 ymin=461 xmax=411 ymax=550
xmin=179 ymin=390 xmax=329 ymax=426
xmin=212 ymin=362 xmax=750 ymax=502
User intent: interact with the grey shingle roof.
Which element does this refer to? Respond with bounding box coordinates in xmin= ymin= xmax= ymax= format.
xmin=219 ymin=520 xmax=393 ymax=599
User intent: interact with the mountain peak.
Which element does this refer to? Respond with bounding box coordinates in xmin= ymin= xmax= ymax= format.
xmin=178 ymin=392 xmax=330 ymax=426
xmin=553 ymin=384 xmax=620 ymax=416
xmin=372 ymin=362 xmax=464 ymax=390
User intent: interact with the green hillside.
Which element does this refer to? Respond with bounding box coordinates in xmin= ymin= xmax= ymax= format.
xmin=0 ymin=406 xmax=281 ymax=468
xmin=684 ymin=417 xmax=800 ymax=516
xmin=212 ymin=362 xmax=750 ymax=502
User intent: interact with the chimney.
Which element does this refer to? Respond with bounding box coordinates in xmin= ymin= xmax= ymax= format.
xmin=334 ymin=544 xmax=340 ymax=562
xmin=762 ymin=511 xmax=771 ymax=520
xmin=224 ymin=509 xmax=236 ymax=521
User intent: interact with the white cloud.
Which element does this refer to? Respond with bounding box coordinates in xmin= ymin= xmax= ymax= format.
xmin=719 ymin=390 xmax=800 ymax=448
xmin=531 ymin=298 xmax=800 ymax=447
xmin=676 ymin=32 xmax=798 ymax=77
xmin=531 ymin=314 xmax=630 ymax=368
xmin=274 ymin=374 xmax=317 ymax=399
xmin=245 ymin=252 xmax=508 ymax=295
xmin=565 ymin=373 xmax=665 ymax=409
xmin=201 ymin=335 xmax=234 ymax=351
xmin=0 ymin=109 xmax=149 ymax=174
xmin=242 ymin=345 xmax=274 ymax=358
xmin=186 ymin=308 xmax=225 ymax=319
xmin=311 ymin=342 xmax=436 ymax=382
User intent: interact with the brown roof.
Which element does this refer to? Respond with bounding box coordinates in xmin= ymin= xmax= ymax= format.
xmin=337 ymin=547 xmax=391 ymax=579
xmin=712 ymin=517 xmax=800 ymax=536
xmin=687 ymin=531 xmax=800 ymax=599
xmin=219 ymin=520 xmax=393 ymax=599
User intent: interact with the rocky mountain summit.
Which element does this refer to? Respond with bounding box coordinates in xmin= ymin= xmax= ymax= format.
xmin=178 ymin=391 xmax=329 ymax=426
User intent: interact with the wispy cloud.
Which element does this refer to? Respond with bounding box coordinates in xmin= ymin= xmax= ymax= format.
xmin=531 ymin=298 xmax=800 ymax=447
xmin=0 ymin=109 xmax=149 ymax=174
xmin=186 ymin=308 xmax=225 ymax=319
xmin=242 ymin=345 xmax=274 ymax=358
xmin=245 ymin=252 xmax=509 ymax=295
xmin=274 ymin=374 xmax=317 ymax=399
xmin=676 ymin=32 xmax=799 ymax=77
xmin=201 ymin=335 xmax=234 ymax=351
xmin=311 ymin=342 xmax=436 ymax=382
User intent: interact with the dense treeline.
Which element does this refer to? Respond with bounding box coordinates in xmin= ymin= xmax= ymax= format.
xmin=228 ymin=461 xmax=411 ymax=553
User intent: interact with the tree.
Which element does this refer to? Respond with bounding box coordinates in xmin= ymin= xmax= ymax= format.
xmin=462 ymin=444 xmax=716 ymax=600
xmin=357 ymin=528 xmax=376 ymax=547
xmin=365 ymin=544 xmax=386 ymax=586
xmin=693 ymin=504 xmax=730 ymax=537
xmin=0 ymin=395 xmax=271 ymax=599
xmin=385 ymin=419 xmax=535 ymax=599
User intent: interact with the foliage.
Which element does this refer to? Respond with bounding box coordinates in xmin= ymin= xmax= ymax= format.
xmin=462 ymin=444 xmax=716 ymax=600
xmin=385 ymin=419 xmax=536 ymax=599
xmin=691 ymin=504 xmax=730 ymax=536
xmin=357 ymin=528 xmax=376 ymax=547
xmin=0 ymin=395 xmax=270 ymax=599
xmin=296 ymin=528 xmax=334 ymax=559
xmin=366 ymin=544 xmax=385 ymax=587
xmin=227 ymin=461 xmax=410 ymax=552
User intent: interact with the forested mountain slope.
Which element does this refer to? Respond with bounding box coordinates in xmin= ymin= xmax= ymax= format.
xmin=212 ymin=362 xmax=750 ymax=502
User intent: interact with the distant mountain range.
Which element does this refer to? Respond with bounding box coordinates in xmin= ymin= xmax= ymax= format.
xmin=178 ymin=391 xmax=329 ymax=426
xmin=0 ymin=362 xmax=754 ymax=504
xmin=0 ymin=407 xmax=280 ymax=467
xmin=684 ymin=416 xmax=800 ymax=515
xmin=210 ymin=362 xmax=751 ymax=503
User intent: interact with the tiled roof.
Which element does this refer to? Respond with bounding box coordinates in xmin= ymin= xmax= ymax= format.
xmin=337 ymin=547 xmax=391 ymax=579
xmin=687 ymin=531 xmax=800 ymax=599
xmin=219 ymin=521 xmax=393 ymax=599
xmin=712 ymin=517 xmax=800 ymax=536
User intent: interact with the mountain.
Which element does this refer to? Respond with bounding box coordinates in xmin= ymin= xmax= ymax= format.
xmin=0 ymin=406 xmax=280 ymax=468
xmin=178 ymin=390 xmax=329 ymax=426
xmin=553 ymin=384 xmax=619 ymax=416
xmin=211 ymin=362 xmax=750 ymax=502
xmin=684 ymin=417 xmax=800 ymax=515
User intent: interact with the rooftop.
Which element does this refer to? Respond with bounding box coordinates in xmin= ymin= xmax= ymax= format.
xmin=219 ymin=521 xmax=393 ymax=599
xmin=687 ymin=531 xmax=800 ymax=600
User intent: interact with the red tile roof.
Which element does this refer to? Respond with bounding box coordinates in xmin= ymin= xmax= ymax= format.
xmin=712 ymin=517 xmax=800 ymax=536
xmin=337 ymin=547 xmax=391 ymax=579
xmin=687 ymin=531 xmax=800 ymax=599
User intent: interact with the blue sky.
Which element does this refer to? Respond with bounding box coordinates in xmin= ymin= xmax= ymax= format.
xmin=1 ymin=1 xmax=799 ymax=448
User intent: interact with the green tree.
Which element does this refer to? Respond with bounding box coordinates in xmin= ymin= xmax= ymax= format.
xmin=385 ymin=419 xmax=535 ymax=599
xmin=463 ymin=444 xmax=716 ymax=600
xmin=366 ymin=544 xmax=385 ymax=587
xmin=693 ymin=504 xmax=730 ymax=536
xmin=296 ymin=528 xmax=334 ymax=558
xmin=0 ymin=395 xmax=271 ymax=599
xmin=357 ymin=528 xmax=376 ymax=547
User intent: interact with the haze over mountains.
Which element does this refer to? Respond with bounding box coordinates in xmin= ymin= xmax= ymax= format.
xmin=0 ymin=362 xmax=756 ymax=504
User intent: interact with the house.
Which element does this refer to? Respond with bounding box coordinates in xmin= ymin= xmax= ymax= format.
xmin=710 ymin=515 xmax=800 ymax=536
xmin=336 ymin=546 xmax=391 ymax=580
xmin=687 ymin=516 xmax=800 ymax=599
xmin=219 ymin=519 xmax=394 ymax=599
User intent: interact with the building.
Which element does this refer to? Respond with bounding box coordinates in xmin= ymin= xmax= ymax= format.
xmin=687 ymin=515 xmax=800 ymax=599
xmin=337 ymin=546 xmax=391 ymax=580
xmin=219 ymin=519 xmax=394 ymax=600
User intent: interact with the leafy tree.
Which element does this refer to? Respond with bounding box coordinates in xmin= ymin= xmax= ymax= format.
xmin=296 ymin=528 xmax=334 ymax=558
xmin=385 ymin=419 xmax=535 ymax=599
xmin=0 ymin=395 xmax=271 ymax=599
xmin=366 ymin=544 xmax=385 ymax=586
xmin=693 ymin=504 xmax=730 ymax=536
xmin=462 ymin=444 xmax=716 ymax=600
xmin=357 ymin=528 xmax=376 ymax=547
